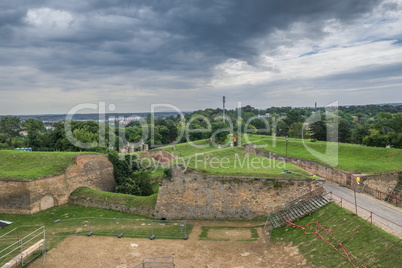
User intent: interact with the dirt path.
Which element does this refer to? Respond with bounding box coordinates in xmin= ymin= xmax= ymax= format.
xmin=30 ymin=221 xmax=311 ymax=268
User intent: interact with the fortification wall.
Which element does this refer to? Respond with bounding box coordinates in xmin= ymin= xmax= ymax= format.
xmin=155 ymin=168 xmax=325 ymax=219
xmin=0 ymin=154 xmax=115 ymax=214
xmin=352 ymin=172 xmax=401 ymax=202
xmin=243 ymin=143 xmax=400 ymax=197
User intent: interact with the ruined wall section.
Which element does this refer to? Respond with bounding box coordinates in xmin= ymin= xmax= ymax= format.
xmin=140 ymin=149 xmax=177 ymax=165
xmin=0 ymin=154 xmax=115 ymax=214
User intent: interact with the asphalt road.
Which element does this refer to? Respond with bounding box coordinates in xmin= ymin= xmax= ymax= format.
xmin=324 ymin=182 xmax=402 ymax=238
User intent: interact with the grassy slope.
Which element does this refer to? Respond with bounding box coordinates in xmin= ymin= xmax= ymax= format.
xmin=182 ymin=147 xmax=310 ymax=178
xmin=272 ymin=203 xmax=402 ymax=267
xmin=158 ymin=139 xmax=311 ymax=178
xmin=162 ymin=139 xmax=222 ymax=158
xmin=0 ymin=150 xmax=90 ymax=180
xmin=70 ymin=187 xmax=158 ymax=210
xmin=246 ymin=135 xmax=402 ymax=174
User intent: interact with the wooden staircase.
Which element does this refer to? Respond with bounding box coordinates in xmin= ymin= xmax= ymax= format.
xmin=267 ymin=196 xmax=332 ymax=229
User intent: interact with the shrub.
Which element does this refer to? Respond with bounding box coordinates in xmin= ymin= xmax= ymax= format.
xmin=115 ymin=170 xmax=154 ymax=196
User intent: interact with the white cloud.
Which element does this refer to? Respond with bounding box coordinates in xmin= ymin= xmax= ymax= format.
xmin=25 ymin=8 xmax=73 ymax=29
xmin=211 ymin=1 xmax=402 ymax=90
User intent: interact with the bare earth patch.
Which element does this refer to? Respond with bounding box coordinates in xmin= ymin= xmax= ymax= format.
xmin=30 ymin=222 xmax=311 ymax=268
xmin=207 ymin=229 xmax=252 ymax=241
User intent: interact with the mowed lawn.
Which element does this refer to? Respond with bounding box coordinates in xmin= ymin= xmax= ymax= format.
xmin=175 ymin=147 xmax=311 ymax=178
xmin=246 ymin=135 xmax=402 ymax=174
xmin=0 ymin=150 xmax=87 ymax=180
xmin=162 ymin=139 xmax=222 ymax=158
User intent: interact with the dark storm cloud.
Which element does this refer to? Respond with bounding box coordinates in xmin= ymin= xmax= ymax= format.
xmin=321 ymin=62 xmax=402 ymax=83
xmin=2 ymin=0 xmax=401 ymax=115
xmin=0 ymin=0 xmax=384 ymax=73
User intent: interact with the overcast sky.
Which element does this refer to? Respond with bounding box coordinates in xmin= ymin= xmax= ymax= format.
xmin=1 ymin=0 xmax=402 ymax=115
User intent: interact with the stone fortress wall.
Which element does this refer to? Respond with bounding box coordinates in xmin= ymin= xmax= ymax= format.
xmin=154 ymin=167 xmax=325 ymax=220
xmin=0 ymin=154 xmax=116 ymax=214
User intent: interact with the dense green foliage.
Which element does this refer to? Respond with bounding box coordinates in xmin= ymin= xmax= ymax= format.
xmin=115 ymin=170 xmax=154 ymax=196
xmin=107 ymin=150 xmax=138 ymax=184
xmin=0 ymin=150 xmax=85 ymax=180
xmin=248 ymin=135 xmax=402 ymax=174
xmin=107 ymin=150 xmax=154 ymax=196
xmin=272 ymin=203 xmax=402 ymax=267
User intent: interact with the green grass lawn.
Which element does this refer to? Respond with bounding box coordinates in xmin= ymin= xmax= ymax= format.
xmin=70 ymin=187 xmax=158 ymax=210
xmin=0 ymin=150 xmax=91 ymax=180
xmin=181 ymin=147 xmax=311 ymax=178
xmin=246 ymin=134 xmax=402 ymax=174
xmin=271 ymin=203 xmax=402 ymax=267
xmin=0 ymin=204 xmax=192 ymax=261
xmin=162 ymin=139 xmax=222 ymax=158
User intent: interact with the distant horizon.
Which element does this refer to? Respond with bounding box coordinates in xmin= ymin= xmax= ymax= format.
xmin=1 ymin=101 xmax=401 ymax=117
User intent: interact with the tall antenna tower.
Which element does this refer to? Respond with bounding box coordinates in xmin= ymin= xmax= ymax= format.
xmin=223 ymin=96 xmax=226 ymax=121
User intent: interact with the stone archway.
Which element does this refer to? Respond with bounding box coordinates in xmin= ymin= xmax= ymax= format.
xmin=40 ymin=195 xmax=57 ymax=211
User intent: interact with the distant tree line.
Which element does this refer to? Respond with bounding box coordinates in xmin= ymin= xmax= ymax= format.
xmin=1 ymin=104 xmax=401 ymax=150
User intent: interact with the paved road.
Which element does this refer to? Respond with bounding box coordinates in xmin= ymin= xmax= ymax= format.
xmin=324 ymin=182 xmax=402 ymax=238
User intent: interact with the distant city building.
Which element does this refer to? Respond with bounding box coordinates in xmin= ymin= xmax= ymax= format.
xmin=257 ymin=113 xmax=272 ymax=118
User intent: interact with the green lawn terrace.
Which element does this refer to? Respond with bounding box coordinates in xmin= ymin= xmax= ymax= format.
xmin=162 ymin=139 xmax=223 ymax=158
xmin=160 ymin=141 xmax=311 ymax=179
xmin=245 ymin=134 xmax=402 ymax=174
xmin=0 ymin=150 xmax=86 ymax=180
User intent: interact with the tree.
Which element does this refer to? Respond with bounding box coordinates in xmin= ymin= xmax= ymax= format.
xmin=108 ymin=150 xmax=138 ymax=185
xmin=288 ymin=122 xmax=304 ymax=139
xmin=338 ymin=119 xmax=352 ymax=143
xmin=0 ymin=116 xmax=21 ymax=146
xmin=211 ymin=121 xmax=230 ymax=145
xmin=351 ymin=124 xmax=370 ymax=145
xmin=363 ymin=129 xmax=389 ymax=147
xmin=22 ymin=119 xmax=45 ymax=148
xmin=388 ymin=132 xmax=402 ymax=149
xmin=115 ymin=170 xmax=154 ymax=196
xmin=310 ymin=121 xmax=327 ymax=141
xmin=390 ymin=113 xmax=402 ymax=133
xmin=156 ymin=125 xmax=170 ymax=144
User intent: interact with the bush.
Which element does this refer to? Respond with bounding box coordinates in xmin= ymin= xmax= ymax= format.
xmin=115 ymin=170 xmax=154 ymax=196
xmin=107 ymin=150 xmax=138 ymax=184
xmin=163 ymin=167 xmax=172 ymax=180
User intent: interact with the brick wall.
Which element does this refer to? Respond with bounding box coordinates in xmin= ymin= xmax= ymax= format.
xmin=155 ymin=167 xmax=325 ymax=220
xmin=0 ymin=154 xmax=116 ymax=214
